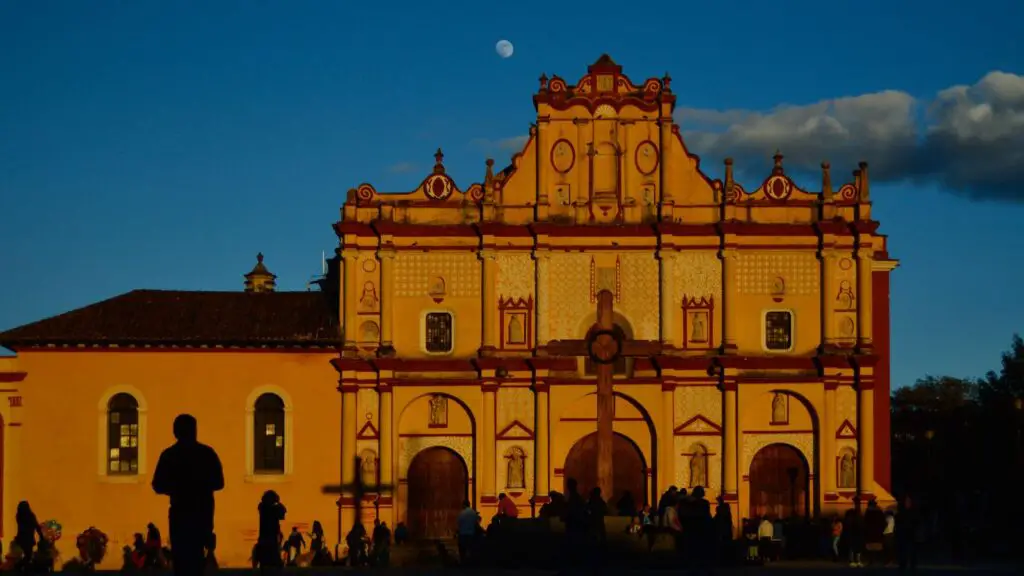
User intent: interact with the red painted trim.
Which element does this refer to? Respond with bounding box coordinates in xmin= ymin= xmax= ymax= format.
xmin=872 ymin=269 xmax=892 ymax=493
xmin=559 ymin=417 xmax=646 ymax=422
xmin=397 ymin=433 xmax=473 ymax=438
xmin=498 ymin=296 xmax=534 ymax=351
xmin=681 ymin=296 xmax=715 ymax=351
xmin=7 ymin=422 xmax=21 ymax=427
xmin=673 ymin=414 xmax=723 ymax=435
xmin=550 ymin=138 xmax=576 ymax=174
xmin=835 ymin=420 xmax=857 ymax=439
xmin=7 ymin=345 xmax=338 ymax=353
xmin=634 ymin=140 xmax=660 ymax=176
xmin=356 ymin=420 xmax=379 ymax=440
xmin=744 ymin=429 xmax=815 ymax=435
xmin=495 ymin=420 xmax=535 ymax=440
xmin=0 ymin=372 xmax=26 ymax=383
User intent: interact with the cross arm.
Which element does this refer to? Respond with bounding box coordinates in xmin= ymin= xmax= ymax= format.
xmin=544 ymin=339 xmax=589 ymax=356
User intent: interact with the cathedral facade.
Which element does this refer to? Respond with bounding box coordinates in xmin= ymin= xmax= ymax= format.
xmin=0 ymin=56 xmax=896 ymax=568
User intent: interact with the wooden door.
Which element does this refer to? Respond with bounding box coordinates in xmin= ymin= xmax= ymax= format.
xmin=563 ymin=432 xmax=647 ymax=512
xmin=406 ymin=447 xmax=468 ymax=540
xmin=748 ymin=443 xmax=809 ymax=520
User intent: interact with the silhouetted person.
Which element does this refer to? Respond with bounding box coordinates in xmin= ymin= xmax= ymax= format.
xmin=284 ymin=527 xmax=304 ymax=565
xmin=896 ymin=495 xmax=921 ymax=572
xmin=152 ymin=414 xmax=225 ymax=576
xmin=863 ymin=499 xmax=886 ymax=566
xmin=844 ymin=505 xmax=865 ymax=567
xmin=145 ymin=523 xmax=163 ymax=568
xmin=456 ymin=500 xmax=480 ymax=565
xmin=14 ymin=501 xmax=43 ymax=572
xmin=497 ymin=493 xmax=520 ymax=518
xmin=561 ymin=478 xmax=589 ymax=570
xmin=309 ymin=520 xmax=329 ymax=565
xmin=344 ymin=522 xmax=367 ymax=566
xmin=393 ymin=522 xmax=409 ymax=546
xmin=657 ymin=486 xmax=678 ymax=526
xmin=714 ymin=495 xmax=734 ymax=565
xmin=255 ymin=490 xmax=286 ymax=573
xmin=540 ymin=490 xmax=565 ymax=519
xmin=371 ymin=520 xmax=391 ymax=566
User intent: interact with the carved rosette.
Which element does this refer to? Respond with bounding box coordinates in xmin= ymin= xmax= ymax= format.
xmin=398 ymin=436 xmax=474 ymax=480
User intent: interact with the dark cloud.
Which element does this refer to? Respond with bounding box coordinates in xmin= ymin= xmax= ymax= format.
xmin=676 ymin=71 xmax=1024 ymax=201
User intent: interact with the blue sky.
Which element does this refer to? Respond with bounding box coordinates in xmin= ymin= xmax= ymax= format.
xmin=2 ymin=0 xmax=1023 ymax=389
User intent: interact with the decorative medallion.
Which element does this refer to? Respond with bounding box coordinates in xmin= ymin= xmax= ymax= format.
xmin=764 ymin=175 xmax=792 ymax=201
xmin=587 ymin=328 xmax=623 ymax=365
xmin=838 ymin=258 xmax=853 ymax=271
xmin=770 ymin=276 xmax=786 ymax=302
xmin=361 ymin=259 xmax=377 ymax=273
xmin=551 ymin=139 xmax=575 ymax=174
xmin=424 ymin=174 xmax=453 ymax=201
xmin=635 ymin=140 xmax=659 ymax=175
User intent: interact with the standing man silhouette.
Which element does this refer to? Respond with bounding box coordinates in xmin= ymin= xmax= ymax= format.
xmin=152 ymin=414 xmax=225 ymax=576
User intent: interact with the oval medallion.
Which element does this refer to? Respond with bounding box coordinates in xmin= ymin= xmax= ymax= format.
xmin=635 ymin=140 xmax=659 ymax=175
xmin=551 ymin=139 xmax=575 ymax=174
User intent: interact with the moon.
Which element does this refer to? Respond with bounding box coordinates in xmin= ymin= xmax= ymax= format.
xmin=495 ymin=39 xmax=514 ymax=59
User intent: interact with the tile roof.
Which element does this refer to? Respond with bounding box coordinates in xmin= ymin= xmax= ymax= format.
xmin=0 ymin=289 xmax=340 ymax=349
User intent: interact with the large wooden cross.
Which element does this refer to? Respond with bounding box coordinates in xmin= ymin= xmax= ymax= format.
xmin=322 ymin=455 xmax=394 ymax=555
xmin=545 ymin=289 xmax=662 ymax=500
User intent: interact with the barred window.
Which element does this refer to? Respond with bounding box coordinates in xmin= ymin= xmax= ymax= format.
xmin=107 ymin=393 xmax=139 ymax=475
xmin=425 ymin=312 xmax=453 ymax=353
xmin=765 ymin=311 xmax=793 ymax=351
xmin=254 ymin=393 xmax=285 ymax=473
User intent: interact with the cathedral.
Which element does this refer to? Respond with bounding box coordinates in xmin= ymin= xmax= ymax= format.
xmin=0 ymin=55 xmax=897 ymax=568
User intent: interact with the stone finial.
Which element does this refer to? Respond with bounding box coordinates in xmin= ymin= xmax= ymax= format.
xmin=539 ymin=73 xmax=549 ymax=91
xmin=433 ymin=148 xmax=445 ymax=174
xmin=772 ymin=150 xmax=785 ymax=175
xmin=662 ymin=72 xmax=672 ymax=90
xmin=821 ymin=162 xmax=833 ymax=201
xmin=858 ymin=161 xmax=870 ymax=201
xmin=723 ymin=158 xmax=734 ymax=205
xmin=484 ymin=158 xmax=495 ymax=184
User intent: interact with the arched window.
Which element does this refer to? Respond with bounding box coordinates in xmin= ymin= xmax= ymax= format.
xmin=585 ymin=323 xmax=628 ymax=376
xmin=254 ymin=393 xmax=285 ymax=473
xmin=107 ymin=393 xmax=139 ymax=475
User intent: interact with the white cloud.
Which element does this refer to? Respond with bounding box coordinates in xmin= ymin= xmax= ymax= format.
xmin=471 ymin=135 xmax=530 ymax=153
xmin=387 ymin=162 xmax=417 ymax=174
xmin=677 ymin=71 xmax=1024 ymax=201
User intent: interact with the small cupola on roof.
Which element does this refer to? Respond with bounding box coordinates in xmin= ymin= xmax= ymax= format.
xmin=244 ymin=252 xmax=277 ymax=293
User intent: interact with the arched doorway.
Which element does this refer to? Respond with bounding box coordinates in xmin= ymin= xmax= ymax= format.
xmin=749 ymin=443 xmax=810 ymax=519
xmin=563 ymin=432 xmax=647 ymax=511
xmin=406 ymin=447 xmax=468 ymax=540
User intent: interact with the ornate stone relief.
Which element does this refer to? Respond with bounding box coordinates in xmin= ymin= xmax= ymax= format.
xmin=496 ymin=253 xmax=535 ymax=299
xmin=547 ymin=253 xmax=592 ymax=339
xmin=395 ymin=253 xmax=480 ymax=298
xmin=497 ymin=441 xmax=533 ymax=492
xmin=836 ymin=386 xmax=857 ymax=426
xmin=358 ymin=388 xmax=379 ymax=423
xmin=398 ymin=435 xmax=474 ymax=480
xmin=674 ymin=251 xmax=722 ymax=302
xmin=741 ymin=432 xmax=815 ymax=475
xmin=497 ymin=387 xmax=534 ymax=430
xmin=737 ymin=252 xmax=819 ymax=296
xmin=618 ymin=253 xmax=660 ymax=340
xmin=674 ymin=386 xmax=722 ymax=428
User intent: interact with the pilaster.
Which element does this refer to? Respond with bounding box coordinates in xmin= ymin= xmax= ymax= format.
xmin=481 ymin=383 xmax=498 ymax=509
xmin=822 ymin=384 xmax=837 ymax=496
xmin=658 ymin=250 xmax=677 ymax=347
xmin=856 ymin=247 xmax=874 ymax=350
xmin=480 ymin=250 xmax=498 ymax=353
xmin=720 ymin=248 xmax=739 ymax=351
xmin=533 ymin=382 xmax=550 ymax=501
xmin=721 ymin=378 xmax=739 ymax=500
xmin=820 ymin=249 xmax=838 ymax=347
xmin=534 ymin=251 xmax=551 ymax=347
xmin=658 ymin=383 xmax=675 ymax=494
xmin=378 ymin=385 xmax=394 ymax=501
xmin=536 ymin=120 xmax=550 ymax=220
xmin=341 ymin=249 xmax=359 ymax=353
xmin=858 ymin=384 xmax=876 ymax=498
xmin=378 ymin=248 xmax=396 ymax=350
xmin=339 ymin=384 xmax=358 ymax=528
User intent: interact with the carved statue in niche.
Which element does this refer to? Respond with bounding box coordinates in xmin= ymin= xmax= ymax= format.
xmin=507 ymin=315 xmax=525 ymax=345
xmin=359 ymin=449 xmax=378 ymax=488
xmin=836 ymin=280 xmax=855 ymax=310
xmin=690 ymin=312 xmax=706 ymax=342
xmin=771 ymin=393 xmax=788 ymax=424
xmin=689 ymin=445 xmax=708 ymax=488
xmin=506 ymin=446 xmax=526 ymax=489
xmin=839 ymin=452 xmax=856 ymax=488
xmin=359 ymin=281 xmax=379 ymax=311
xmin=839 ymin=316 xmax=856 ymax=338
xmin=428 ymin=395 xmax=448 ymax=427
xmin=359 ymin=321 xmax=380 ymax=343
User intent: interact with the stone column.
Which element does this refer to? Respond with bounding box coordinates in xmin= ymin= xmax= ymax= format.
xmin=536 ymin=120 xmax=549 ymax=208
xmin=856 ymin=247 xmax=874 ymax=349
xmin=658 ymin=251 xmax=676 ymax=347
xmin=379 ymin=249 xmax=395 ymax=349
xmin=340 ymin=384 xmax=358 ymax=527
xmin=722 ymin=381 xmax=739 ymax=499
xmin=378 ymin=385 xmax=394 ymax=497
xmin=659 ymin=118 xmax=673 ymax=202
xmin=820 ymin=249 xmax=837 ymax=347
xmin=481 ymin=384 xmax=498 ymax=506
xmin=721 ymin=248 xmax=739 ymax=351
xmin=342 ymin=250 xmax=359 ymax=351
xmin=534 ymin=382 xmax=550 ymax=501
xmin=858 ymin=385 xmax=876 ymax=497
xmin=822 ymin=384 xmax=837 ymax=494
xmin=534 ymin=252 xmax=550 ymax=346
xmin=659 ymin=384 xmax=676 ymax=496
xmin=481 ymin=250 xmax=498 ymax=353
